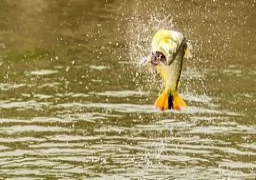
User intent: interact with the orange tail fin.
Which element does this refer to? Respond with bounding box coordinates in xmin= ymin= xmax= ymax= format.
xmin=172 ymin=93 xmax=187 ymax=110
xmin=154 ymin=89 xmax=169 ymax=111
xmin=154 ymin=90 xmax=187 ymax=111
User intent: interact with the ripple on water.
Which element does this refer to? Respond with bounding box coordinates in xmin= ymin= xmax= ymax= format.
xmin=220 ymin=161 xmax=256 ymax=170
xmin=90 ymin=65 xmax=110 ymax=70
xmin=0 ymin=83 xmax=26 ymax=91
xmin=29 ymin=69 xmax=59 ymax=76
xmin=56 ymin=100 xmax=238 ymax=116
xmin=58 ymin=112 xmax=122 ymax=122
xmin=189 ymin=125 xmax=256 ymax=135
xmin=0 ymin=110 xmax=254 ymax=179
xmin=0 ymin=125 xmax=68 ymax=134
xmin=92 ymin=90 xmax=149 ymax=97
xmin=0 ymin=89 xmax=251 ymax=179
xmin=183 ymin=93 xmax=212 ymax=103
xmin=0 ymin=137 xmax=45 ymax=143
xmin=0 ymin=100 xmax=51 ymax=109
xmin=57 ymin=102 xmax=157 ymax=113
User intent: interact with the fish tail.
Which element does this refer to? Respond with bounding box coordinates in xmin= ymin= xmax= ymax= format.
xmin=172 ymin=92 xmax=187 ymax=110
xmin=154 ymin=90 xmax=187 ymax=111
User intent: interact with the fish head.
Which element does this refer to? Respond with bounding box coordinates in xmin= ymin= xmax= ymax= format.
xmin=142 ymin=29 xmax=188 ymax=67
xmin=146 ymin=30 xmax=190 ymax=92
xmin=151 ymin=29 xmax=185 ymax=65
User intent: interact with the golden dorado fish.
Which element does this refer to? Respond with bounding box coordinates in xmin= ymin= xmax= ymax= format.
xmin=146 ymin=29 xmax=191 ymax=111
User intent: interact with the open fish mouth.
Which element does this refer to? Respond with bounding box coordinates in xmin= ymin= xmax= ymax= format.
xmin=139 ymin=51 xmax=167 ymax=67
xmin=150 ymin=51 xmax=167 ymax=66
xmin=146 ymin=38 xmax=187 ymax=67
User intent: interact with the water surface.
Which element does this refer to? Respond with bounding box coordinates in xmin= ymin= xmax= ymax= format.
xmin=0 ymin=0 xmax=255 ymax=179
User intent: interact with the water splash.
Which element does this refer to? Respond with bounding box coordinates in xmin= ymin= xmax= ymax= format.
xmin=125 ymin=3 xmax=175 ymax=64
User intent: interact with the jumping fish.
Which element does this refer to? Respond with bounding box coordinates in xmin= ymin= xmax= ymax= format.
xmin=146 ymin=29 xmax=191 ymax=111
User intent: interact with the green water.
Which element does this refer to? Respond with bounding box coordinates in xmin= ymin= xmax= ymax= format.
xmin=0 ymin=0 xmax=255 ymax=179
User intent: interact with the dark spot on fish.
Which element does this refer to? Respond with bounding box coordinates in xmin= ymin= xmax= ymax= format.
xmin=168 ymin=94 xmax=173 ymax=109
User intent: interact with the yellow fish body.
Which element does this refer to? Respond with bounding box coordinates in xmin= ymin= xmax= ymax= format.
xmin=148 ymin=29 xmax=190 ymax=111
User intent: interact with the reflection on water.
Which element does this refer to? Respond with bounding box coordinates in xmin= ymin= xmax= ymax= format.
xmin=0 ymin=0 xmax=255 ymax=179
